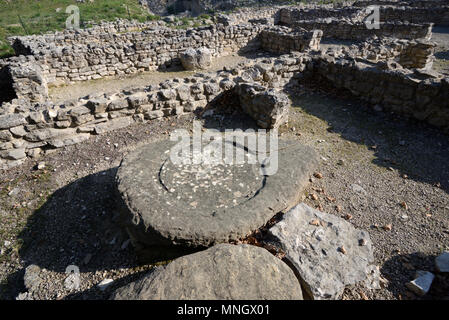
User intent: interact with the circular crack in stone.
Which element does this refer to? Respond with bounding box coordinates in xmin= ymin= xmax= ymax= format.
xmin=111 ymin=244 xmax=304 ymax=300
xmin=159 ymin=157 xmax=263 ymax=211
xmin=115 ymin=137 xmax=318 ymax=248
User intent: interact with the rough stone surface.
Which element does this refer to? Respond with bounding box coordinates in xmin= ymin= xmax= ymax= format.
xmin=180 ymin=47 xmax=212 ymax=70
xmin=23 ymin=264 xmax=42 ymax=292
xmin=111 ymin=244 xmax=304 ymax=300
xmin=268 ymin=203 xmax=377 ymax=300
xmin=115 ymin=137 xmax=318 ymax=251
xmin=237 ymin=83 xmax=290 ymax=129
xmin=406 ymin=270 xmax=435 ymax=296
xmin=0 ymin=114 xmax=27 ymax=130
xmin=435 ymin=251 xmax=449 ymax=273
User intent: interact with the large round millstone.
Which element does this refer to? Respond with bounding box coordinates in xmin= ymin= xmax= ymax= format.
xmin=115 ymin=137 xmax=318 ymax=253
xmin=111 ymin=244 xmax=304 ymax=300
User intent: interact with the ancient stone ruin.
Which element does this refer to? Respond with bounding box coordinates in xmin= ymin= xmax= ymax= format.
xmin=1 ymin=0 xmax=449 ymax=301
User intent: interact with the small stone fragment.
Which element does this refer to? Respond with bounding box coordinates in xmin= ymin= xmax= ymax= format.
xmin=435 ymin=251 xmax=449 ymax=273
xmin=313 ymin=172 xmax=323 ymax=179
xmin=405 ymin=271 xmax=434 ymax=296
xmin=400 ymin=201 xmax=408 ymax=210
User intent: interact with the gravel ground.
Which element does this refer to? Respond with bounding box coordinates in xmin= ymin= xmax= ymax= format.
xmin=1 ymin=40 xmax=449 ymax=300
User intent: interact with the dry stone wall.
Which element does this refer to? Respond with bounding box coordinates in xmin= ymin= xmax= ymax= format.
xmin=226 ymin=6 xmax=280 ymax=25
xmin=0 ymin=57 xmax=48 ymax=104
xmin=292 ymin=19 xmax=432 ymax=41
xmin=260 ymin=26 xmax=322 ymax=54
xmin=352 ymin=0 xmax=448 ymax=8
xmin=10 ymin=23 xmax=265 ymax=86
xmin=397 ymin=39 xmax=436 ymax=69
xmin=277 ymin=7 xmax=361 ymax=25
xmin=278 ymin=5 xmax=449 ymax=29
xmin=0 ymin=52 xmax=310 ymax=169
xmin=352 ymin=1 xmax=449 ymax=25
xmin=0 ymin=45 xmax=448 ymax=169
xmin=303 ymin=54 xmax=449 ymax=131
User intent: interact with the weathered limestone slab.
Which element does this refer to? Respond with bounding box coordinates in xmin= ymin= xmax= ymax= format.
xmin=1 ymin=148 xmax=26 ymax=160
xmin=94 ymin=116 xmax=133 ymax=134
xmin=48 ymin=133 xmax=91 ymax=148
xmin=24 ymin=128 xmax=76 ymax=142
xmin=268 ymin=203 xmax=378 ymax=300
xmin=0 ymin=114 xmax=27 ymax=130
xmin=111 ymin=244 xmax=304 ymax=300
xmin=115 ymin=138 xmax=318 ymax=253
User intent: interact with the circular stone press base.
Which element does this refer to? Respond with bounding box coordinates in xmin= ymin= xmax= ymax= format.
xmin=115 ymin=137 xmax=318 ymax=255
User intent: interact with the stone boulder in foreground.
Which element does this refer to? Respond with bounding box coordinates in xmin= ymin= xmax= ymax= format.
xmin=268 ymin=203 xmax=379 ymax=300
xmin=111 ymin=244 xmax=304 ymax=300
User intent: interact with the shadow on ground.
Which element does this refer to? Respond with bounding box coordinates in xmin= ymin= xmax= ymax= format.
xmin=1 ymin=168 xmax=149 ymax=299
xmin=16 ymin=168 xmax=135 ymax=272
xmin=200 ymin=88 xmax=261 ymax=131
xmin=381 ymin=252 xmax=449 ymax=300
xmin=284 ymin=79 xmax=449 ymax=194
